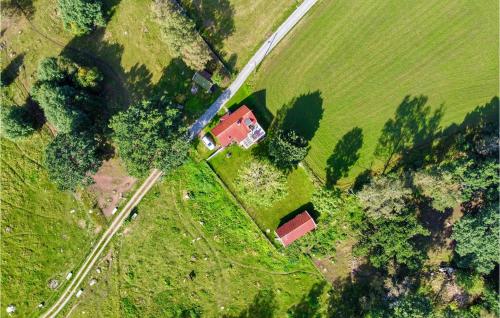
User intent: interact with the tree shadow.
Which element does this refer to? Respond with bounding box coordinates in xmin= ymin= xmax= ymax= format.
xmin=275 ymin=91 xmax=324 ymax=143
xmin=287 ymin=281 xmax=327 ymax=318
xmin=325 ymin=127 xmax=363 ymax=187
xmin=181 ymin=0 xmax=235 ymax=68
xmin=434 ymin=96 xmax=499 ymax=161
xmin=1 ymin=53 xmax=25 ymax=86
xmin=352 ymin=168 xmax=373 ymax=192
xmin=223 ymin=289 xmax=277 ymax=318
xmin=414 ymin=200 xmax=454 ymax=257
xmin=375 ymin=95 xmax=444 ymax=173
xmin=2 ymin=0 xmax=35 ymax=18
xmin=102 ymin=0 xmax=122 ymax=23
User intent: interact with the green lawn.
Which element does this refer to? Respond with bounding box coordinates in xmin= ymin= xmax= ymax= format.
xmin=245 ymin=0 xmax=499 ymax=186
xmin=181 ymin=0 xmax=298 ymax=71
xmin=66 ymin=161 xmax=323 ymax=317
xmin=208 ymin=146 xmax=315 ymax=234
xmin=1 ymin=131 xmax=105 ymax=317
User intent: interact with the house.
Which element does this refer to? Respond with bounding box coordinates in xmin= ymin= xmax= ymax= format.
xmin=192 ymin=71 xmax=214 ymax=92
xmin=275 ymin=211 xmax=317 ymax=247
xmin=211 ymin=105 xmax=266 ymax=149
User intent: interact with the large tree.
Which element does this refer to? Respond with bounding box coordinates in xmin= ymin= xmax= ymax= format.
xmin=268 ymin=129 xmax=309 ymax=170
xmin=109 ymin=99 xmax=190 ymax=177
xmin=58 ymin=0 xmax=105 ymax=35
xmin=235 ymin=160 xmax=288 ymax=208
xmin=412 ymin=169 xmax=461 ymax=211
xmin=152 ymin=0 xmax=211 ymax=70
xmin=31 ymin=82 xmax=86 ymax=133
xmin=0 ymin=106 xmax=34 ymax=140
xmin=392 ymin=295 xmax=433 ymax=318
xmin=452 ymin=203 xmax=499 ymax=274
xmin=45 ymin=132 xmax=102 ymax=190
xmin=357 ymin=175 xmax=412 ymax=219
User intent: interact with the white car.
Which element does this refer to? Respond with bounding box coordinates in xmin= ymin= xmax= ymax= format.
xmin=201 ymin=135 xmax=215 ymax=150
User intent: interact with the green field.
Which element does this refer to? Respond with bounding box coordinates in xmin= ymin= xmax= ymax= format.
xmin=67 ymin=161 xmax=323 ymax=317
xmin=245 ymin=0 xmax=499 ymax=185
xmin=209 ymin=146 xmax=315 ymax=234
xmin=1 ymin=131 xmax=105 ymax=317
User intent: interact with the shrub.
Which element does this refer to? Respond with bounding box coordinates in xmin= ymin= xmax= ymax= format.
xmin=58 ymin=0 xmax=105 ymax=35
xmin=0 ymin=106 xmax=35 ymax=140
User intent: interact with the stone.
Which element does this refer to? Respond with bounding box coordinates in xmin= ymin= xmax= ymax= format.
xmin=48 ymin=279 xmax=59 ymax=289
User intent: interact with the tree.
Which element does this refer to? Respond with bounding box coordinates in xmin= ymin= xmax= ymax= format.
xmin=451 ymin=158 xmax=499 ymax=202
xmin=45 ymin=132 xmax=102 ymax=190
xmin=58 ymin=0 xmax=105 ymax=35
xmin=354 ymin=211 xmax=429 ymax=270
xmin=452 ymin=203 xmax=499 ymax=274
xmin=110 ymin=99 xmax=190 ymax=177
xmin=37 ymin=57 xmax=65 ymax=82
xmin=31 ymin=82 xmax=86 ymax=133
xmin=392 ymin=295 xmax=433 ymax=318
xmin=152 ymin=0 xmax=211 ymax=70
xmin=75 ymin=65 xmax=103 ymax=88
xmin=0 ymin=106 xmax=35 ymax=140
xmin=412 ymin=169 xmax=461 ymax=211
xmin=357 ymin=175 xmax=412 ymax=219
xmin=268 ymin=129 xmax=309 ymax=170
xmin=235 ymin=160 xmax=287 ymax=208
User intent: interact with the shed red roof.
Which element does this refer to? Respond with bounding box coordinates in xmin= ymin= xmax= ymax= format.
xmin=276 ymin=211 xmax=316 ymax=247
xmin=211 ymin=106 xmax=257 ymax=147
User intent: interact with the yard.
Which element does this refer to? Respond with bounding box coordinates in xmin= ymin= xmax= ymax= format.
xmin=64 ymin=161 xmax=324 ymax=317
xmin=0 ymin=131 xmax=106 ymax=317
xmin=244 ymin=0 xmax=499 ymax=186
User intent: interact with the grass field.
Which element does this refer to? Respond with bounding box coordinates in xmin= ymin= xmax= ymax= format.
xmin=65 ymin=161 xmax=324 ymax=317
xmin=181 ymin=0 xmax=298 ymax=71
xmin=208 ymin=146 xmax=315 ymax=235
xmin=1 ymin=131 xmax=105 ymax=317
xmin=243 ymin=0 xmax=499 ymax=185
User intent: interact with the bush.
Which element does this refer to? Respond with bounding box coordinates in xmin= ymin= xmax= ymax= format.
xmin=58 ymin=0 xmax=105 ymax=35
xmin=455 ymin=270 xmax=485 ymax=297
xmin=268 ymin=129 xmax=309 ymax=170
xmin=37 ymin=57 xmax=65 ymax=82
xmin=412 ymin=169 xmax=461 ymax=211
xmin=235 ymin=160 xmax=287 ymax=208
xmin=0 ymin=106 xmax=35 ymax=140
xmin=75 ymin=66 xmax=103 ymax=88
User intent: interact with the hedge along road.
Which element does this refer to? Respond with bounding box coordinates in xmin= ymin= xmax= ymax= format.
xmin=40 ymin=169 xmax=163 ymax=318
xmin=189 ymin=0 xmax=319 ymax=138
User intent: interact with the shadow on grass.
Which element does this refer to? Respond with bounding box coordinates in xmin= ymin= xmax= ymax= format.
xmin=102 ymin=0 xmax=122 ymax=23
xmin=2 ymin=0 xmax=35 ymax=19
xmin=1 ymin=53 xmax=25 ymax=86
xmin=223 ymin=289 xmax=277 ymax=318
xmin=326 ymin=127 xmax=363 ymax=187
xmin=375 ymin=95 xmax=443 ymax=173
xmin=287 ymin=281 xmax=327 ymax=318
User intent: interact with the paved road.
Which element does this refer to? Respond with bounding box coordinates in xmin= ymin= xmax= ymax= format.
xmin=41 ymin=170 xmax=163 ymax=318
xmin=189 ymin=0 xmax=318 ymax=138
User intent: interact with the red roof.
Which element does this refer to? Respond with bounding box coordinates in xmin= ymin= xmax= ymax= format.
xmin=276 ymin=211 xmax=316 ymax=247
xmin=211 ymin=106 xmax=257 ymax=147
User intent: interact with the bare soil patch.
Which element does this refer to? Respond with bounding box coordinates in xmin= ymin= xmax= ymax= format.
xmin=90 ymin=159 xmax=136 ymax=218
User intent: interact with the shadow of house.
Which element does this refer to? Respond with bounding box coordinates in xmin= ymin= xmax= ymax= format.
xmin=326 ymin=127 xmax=363 ymax=187
xmin=223 ymin=289 xmax=277 ymax=318
xmin=374 ymin=95 xmax=444 ymax=173
xmin=277 ymin=202 xmax=317 ymax=227
xmin=1 ymin=53 xmax=25 ymax=87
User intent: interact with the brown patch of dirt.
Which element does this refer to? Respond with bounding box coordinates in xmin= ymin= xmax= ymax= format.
xmin=89 ymin=159 xmax=136 ymax=218
xmin=314 ymin=238 xmax=356 ymax=282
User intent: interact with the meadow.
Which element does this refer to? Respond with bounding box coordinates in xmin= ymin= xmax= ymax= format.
xmin=1 ymin=131 xmax=105 ymax=317
xmin=65 ymin=161 xmax=324 ymax=317
xmin=245 ymin=0 xmax=499 ymax=186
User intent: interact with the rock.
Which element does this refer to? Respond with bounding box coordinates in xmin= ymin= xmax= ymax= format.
xmin=5 ymin=226 xmax=12 ymax=233
xmin=70 ymin=209 xmax=75 ymax=214
xmin=38 ymin=302 xmax=45 ymax=308
xmin=48 ymin=279 xmax=59 ymax=289
xmin=6 ymin=304 xmax=16 ymax=314
xmin=96 ymin=268 xmax=101 ymax=274
xmin=89 ymin=278 xmax=97 ymax=286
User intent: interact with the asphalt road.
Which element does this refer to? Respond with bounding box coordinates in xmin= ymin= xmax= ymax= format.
xmin=40 ymin=169 xmax=163 ymax=318
xmin=189 ymin=0 xmax=318 ymax=138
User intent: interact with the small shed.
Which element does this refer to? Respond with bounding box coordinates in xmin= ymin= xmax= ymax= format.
xmin=275 ymin=211 xmax=317 ymax=247
xmin=192 ymin=71 xmax=214 ymax=92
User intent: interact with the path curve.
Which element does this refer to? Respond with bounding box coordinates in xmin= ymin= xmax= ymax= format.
xmin=189 ymin=0 xmax=318 ymax=138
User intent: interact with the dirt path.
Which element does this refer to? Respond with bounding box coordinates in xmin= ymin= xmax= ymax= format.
xmin=41 ymin=169 xmax=163 ymax=318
